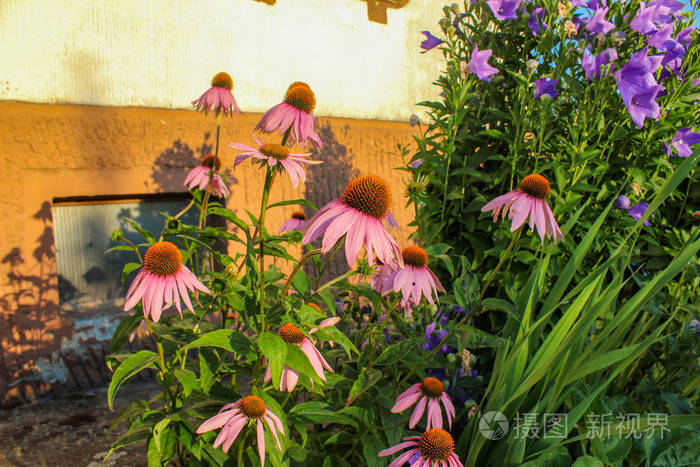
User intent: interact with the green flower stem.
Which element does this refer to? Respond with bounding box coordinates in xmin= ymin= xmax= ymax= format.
xmin=198 ymin=114 xmax=222 ymax=230
xmin=315 ymin=269 xmax=357 ymax=295
xmin=280 ymin=248 xmax=322 ymax=297
xmin=477 ymin=226 xmax=522 ymax=307
xmin=144 ymin=318 xmax=170 ymax=408
xmin=257 ymin=168 xmax=276 ymax=332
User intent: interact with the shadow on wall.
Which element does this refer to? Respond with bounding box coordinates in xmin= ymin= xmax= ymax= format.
xmin=0 ymin=203 xmax=78 ymax=405
xmin=303 ymin=123 xmax=359 ymax=282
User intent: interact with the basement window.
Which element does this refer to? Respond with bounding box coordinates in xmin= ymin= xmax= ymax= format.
xmin=52 ymin=193 xmax=197 ymax=311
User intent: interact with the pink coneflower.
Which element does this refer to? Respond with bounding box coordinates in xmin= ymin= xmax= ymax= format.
xmin=184 ymin=154 xmax=230 ymax=198
xmin=256 ymin=81 xmax=323 ymax=149
xmin=192 ymin=72 xmax=241 ymax=117
xmin=481 ymin=174 xmax=564 ymax=243
xmin=279 ymin=211 xmax=307 ymax=233
xmin=230 ymin=136 xmax=321 ymax=188
xmin=379 ymin=428 xmax=463 ymax=467
xmin=264 ymin=322 xmax=333 ymax=391
xmin=391 ymin=377 xmax=455 ymax=430
xmin=384 ymin=246 xmax=445 ymax=307
xmin=196 ymin=395 xmax=284 ymax=465
xmin=302 ymin=175 xmax=403 ymax=268
xmin=124 ymin=241 xmax=210 ymax=322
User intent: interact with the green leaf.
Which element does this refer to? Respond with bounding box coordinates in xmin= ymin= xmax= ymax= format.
xmin=108 ymin=350 xmax=158 ymax=410
xmin=258 ymin=332 xmax=288 ymax=390
xmin=152 ymin=418 xmax=171 ymax=453
xmin=571 ymin=456 xmax=604 ymax=467
xmin=121 ymin=262 xmax=142 ymax=284
xmin=292 ymin=269 xmax=312 ymax=297
xmin=109 ymin=313 xmax=143 ymax=354
xmin=267 ymin=198 xmax=318 ymax=211
xmin=181 ymin=329 xmax=251 ymax=355
xmin=173 ymin=369 xmax=198 ymax=397
xmin=374 ymin=337 xmax=422 ymax=366
xmin=289 ymin=401 xmax=358 ymax=429
xmin=452 ymin=325 xmax=507 ymax=349
xmin=347 ymin=368 xmax=382 ymax=405
xmin=122 ymin=217 xmax=156 ymax=244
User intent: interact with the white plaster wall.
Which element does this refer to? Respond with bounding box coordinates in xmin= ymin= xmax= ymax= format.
xmin=0 ymin=0 xmax=445 ymax=121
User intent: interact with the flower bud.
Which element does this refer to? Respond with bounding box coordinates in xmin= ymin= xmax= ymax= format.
xmin=450 ymin=3 xmax=460 ymax=14
xmin=439 ymin=17 xmax=451 ymax=30
xmin=614 ymin=195 xmax=630 ymax=210
xmin=167 ymin=218 xmax=181 ymax=231
xmin=525 ymin=59 xmax=538 ymax=74
xmin=110 ymin=229 xmax=124 ymax=241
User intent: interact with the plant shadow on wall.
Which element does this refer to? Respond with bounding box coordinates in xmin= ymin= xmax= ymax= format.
xmin=0 ymin=202 xmax=77 ymax=404
xmin=303 ymin=123 xmax=359 ymax=281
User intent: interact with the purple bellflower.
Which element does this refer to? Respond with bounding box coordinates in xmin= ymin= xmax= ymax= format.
xmin=420 ymin=31 xmax=443 ymax=51
xmin=630 ymin=2 xmax=657 ymax=34
xmin=670 ymin=128 xmax=700 ymax=157
xmin=628 ymin=202 xmax=652 ymax=225
xmin=487 ymin=0 xmax=522 ymax=20
xmin=614 ymin=48 xmax=664 ymax=128
xmin=528 ymin=7 xmax=547 ymax=36
xmin=585 ymin=7 xmax=615 ymax=35
xmin=468 ymin=45 xmax=499 ymax=81
xmin=582 ymin=48 xmax=618 ymax=80
xmin=424 ymin=322 xmax=451 ymax=354
xmin=534 ymin=78 xmax=559 ymax=99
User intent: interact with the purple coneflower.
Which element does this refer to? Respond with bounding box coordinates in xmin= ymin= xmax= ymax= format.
xmin=255 ymin=82 xmax=322 ymax=149
xmin=279 ymin=211 xmax=308 ymax=233
xmin=192 ymin=72 xmax=241 ymax=117
xmin=230 ymin=136 xmax=321 ymax=188
xmin=264 ymin=322 xmax=333 ymax=391
xmin=303 ymin=175 xmax=403 ymax=268
xmin=379 ymin=428 xmax=463 ymax=467
xmin=196 ymin=395 xmax=284 ymax=464
xmin=481 ymin=174 xmax=564 ymax=243
xmin=124 ymin=241 xmax=209 ymax=322
xmin=391 ymin=377 xmax=456 ymax=430
xmin=386 ymin=246 xmax=445 ymax=307
xmin=184 ymin=154 xmax=230 ymax=198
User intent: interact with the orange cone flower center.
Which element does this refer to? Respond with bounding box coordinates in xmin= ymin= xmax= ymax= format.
xmin=402 ymin=246 xmax=428 ymax=268
xmin=238 ymin=395 xmax=267 ymax=418
xmin=211 ymin=72 xmax=233 ymax=91
xmin=419 ymin=428 xmax=455 ymax=462
xmin=201 ymin=154 xmax=221 ymax=171
xmin=143 ymin=241 xmax=182 ymax=277
xmin=284 ymin=81 xmax=316 ymax=114
xmin=420 ymin=377 xmax=445 ymax=398
xmin=342 ymin=175 xmax=392 ymax=219
xmin=291 ymin=211 xmax=307 ymax=220
xmin=519 ymin=174 xmax=550 ymax=199
xmin=260 ymin=143 xmax=290 ymax=161
xmin=279 ymin=323 xmax=306 ymax=344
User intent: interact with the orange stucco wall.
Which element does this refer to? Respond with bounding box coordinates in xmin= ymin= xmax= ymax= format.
xmin=0 ymin=102 xmax=417 ymax=403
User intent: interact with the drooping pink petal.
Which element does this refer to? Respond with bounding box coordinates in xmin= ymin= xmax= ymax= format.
xmin=409 ymin=396 xmax=428 ymax=428
xmin=388 ymin=448 xmax=420 ymax=467
xmin=263 ymin=415 xmax=282 ymax=450
xmin=391 ymin=386 xmax=422 ymax=413
xmin=378 ymin=441 xmax=420 ymax=457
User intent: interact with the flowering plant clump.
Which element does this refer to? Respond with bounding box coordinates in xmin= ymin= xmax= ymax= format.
xmin=105 ymin=2 xmax=699 ymax=465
